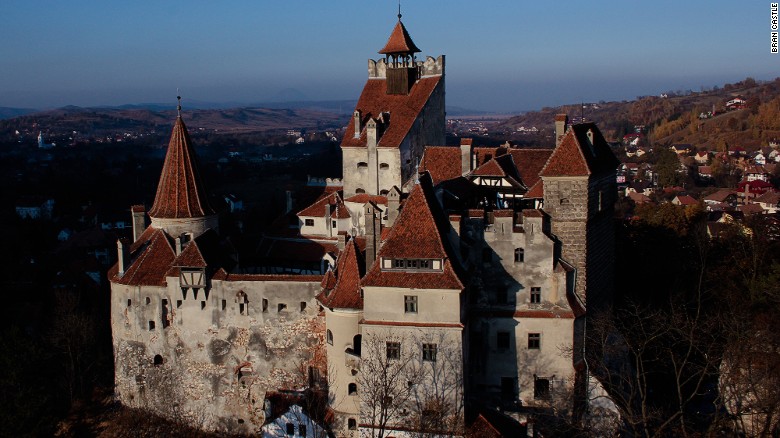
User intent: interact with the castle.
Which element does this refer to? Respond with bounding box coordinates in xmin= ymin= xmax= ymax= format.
xmin=109 ymin=15 xmax=618 ymax=436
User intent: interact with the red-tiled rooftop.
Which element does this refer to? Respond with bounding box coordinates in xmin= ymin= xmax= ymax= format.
xmin=111 ymin=228 xmax=175 ymax=286
xmin=317 ymin=238 xmax=363 ymax=310
xmin=297 ymin=192 xmax=351 ymax=219
xmin=540 ymin=123 xmax=619 ymax=177
xmin=340 ymin=76 xmax=442 ymax=149
xmin=362 ymin=175 xmax=463 ymax=290
xmin=378 ymin=19 xmax=421 ymax=54
xmin=344 ymin=194 xmax=388 ymax=205
xmin=419 ymin=146 xmax=462 ymax=184
xmin=148 ymin=116 xmax=215 ymax=219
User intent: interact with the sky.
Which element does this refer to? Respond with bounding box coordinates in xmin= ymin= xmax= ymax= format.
xmin=1 ymin=1 xmax=777 ymax=112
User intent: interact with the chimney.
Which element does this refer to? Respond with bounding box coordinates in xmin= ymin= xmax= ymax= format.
xmin=131 ymin=205 xmax=146 ymax=242
xmin=326 ymin=201 xmax=333 ymax=238
xmin=460 ymin=139 xmax=473 ymax=175
xmin=175 ymin=236 xmax=182 ymax=256
xmin=367 ymin=118 xmax=379 ymax=194
xmin=555 ymin=114 xmax=568 ymax=147
xmin=117 ymin=239 xmax=130 ymax=275
xmin=364 ymin=203 xmax=378 ymax=269
xmin=386 ymin=186 xmax=401 ymax=227
xmin=337 ymin=233 xmax=346 ymax=251
xmin=353 ymin=110 xmax=361 ymax=139
xmin=285 ymin=190 xmax=293 ymax=214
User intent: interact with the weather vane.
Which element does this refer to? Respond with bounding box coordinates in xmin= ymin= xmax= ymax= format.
xmin=398 ymin=0 xmax=402 ymax=20
xmin=176 ymin=88 xmax=182 ymax=117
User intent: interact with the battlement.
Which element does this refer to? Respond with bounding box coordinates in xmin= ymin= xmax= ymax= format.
xmin=368 ymin=55 xmax=445 ymax=79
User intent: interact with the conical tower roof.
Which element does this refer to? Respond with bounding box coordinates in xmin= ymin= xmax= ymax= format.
xmin=378 ymin=18 xmax=420 ymax=55
xmin=148 ymin=115 xmax=215 ymax=219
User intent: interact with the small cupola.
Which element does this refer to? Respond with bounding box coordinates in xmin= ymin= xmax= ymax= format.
xmin=379 ymin=12 xmax=421 ymax=95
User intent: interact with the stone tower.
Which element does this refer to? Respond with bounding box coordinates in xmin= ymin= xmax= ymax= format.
xmin=539 ymin=120 xmax=619 ymax=309
xmin=340 ymin=15 xmax=445 ymax=197
xmin=146 ymin=102 xmax=218 ymax=238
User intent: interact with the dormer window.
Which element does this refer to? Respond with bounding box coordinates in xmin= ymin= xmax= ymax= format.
xmin=385 ymin=258 xmax=442 ymax=271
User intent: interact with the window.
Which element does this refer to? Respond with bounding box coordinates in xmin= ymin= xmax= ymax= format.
xmin=286 ymin=423 xmax=294 ymax=435
xmin=239 ymin=303 xmax=245 ymax=315
xmin=278 ymin=303 xmax=287 ymax=312
xmin=299 ymin=425 xmax=306 ymax=436
xmin=394 ymin=259 xmax=405 ymax=268
xmin=497 ymin=331 xmax=510 ymax=350
xmin=528 ymin=333 xmax=541 ymax=349
xmin=386 ymin=341 xmax=401 ymax=360
xmin=127 ymin=299 xmax=132 ymax=307
xmin=348 ymin=418 xmax=357 ymax=430
xmin=422 ymin=343 xmax=438 ymax=362
xmin=357 ymin=162 xmax=368 ymax=169
xmin=145 ymin=297 xmax=151 ymax=305
xmin=404 ymin=295 xmax=418 ymax=313
xmin=419 ymin=260 xmax=430 ymax=269
xmin=304 ymin=218 xmax=314 ymax=227
xmin=380 ymin=163 xmax=390 ymax=170
xmin=514 ymin=248 xmax=524 ymax=263
xmin=406 ymin=259 xmax=418 ymax=269
xmin=262 ymin=298 xmax=268 ymax=313
xmin=222 ymin=299 xmax=227 ymax=310
xmin=380 ymin=189 xmax=389 ymax=196
xmin=348 ymin=382 xmax=357 ymax=395
xmin=161 ymin=299 xmax=170 ymax=328
xmin=201 ymin=301 xmax=206 ymax=310
xmin=177 ymin=300 xmax=182 ymax=308
xmin=153 ymin=354 xmax=163 ymax=366
xmin=534 ymin=376 xmax=551 ymax=400
xmin=327 ymin=329 xmax=333 ymax=345
xmin=300 ymin=301 xmax=307 ymax=312
xmin=148 ymin=320 xmax=155 ymax=330
xmin=530 ymin=287 xmax=541 ymax=304
xmin=355 ymin=188 xmax=366 ymax=194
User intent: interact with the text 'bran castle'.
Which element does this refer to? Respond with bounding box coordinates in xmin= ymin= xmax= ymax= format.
xmin=110 ymin=14 xmax=618 ymax=437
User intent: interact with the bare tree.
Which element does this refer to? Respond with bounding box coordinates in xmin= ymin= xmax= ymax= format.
xmin=357 ymin=332 xmax=423 ymax=438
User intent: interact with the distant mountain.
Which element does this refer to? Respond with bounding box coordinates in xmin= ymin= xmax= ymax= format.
xmin=2 ymin=105 xmax=349 ymax=136
xmin=0 ymin=107 xmax=38 ymax=120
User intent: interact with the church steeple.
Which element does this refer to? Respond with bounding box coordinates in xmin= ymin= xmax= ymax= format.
xmin=148 ymin=98 xmax=218 ymax=237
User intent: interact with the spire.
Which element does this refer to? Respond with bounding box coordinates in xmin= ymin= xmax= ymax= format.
xmin=148 ymin=103 xmax=215 ymax=221
xmin=378 ymin=16 xmax=420 ymax=55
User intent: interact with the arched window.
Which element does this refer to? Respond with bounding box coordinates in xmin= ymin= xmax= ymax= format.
xmin=327 ymin=329 xmax=333 ymax=345
xmin=379 ymin=163 xmax=389 ymax=170
xmin=348 ymin=383 xmax=357 ymax=395
xmin=355 ymin=188 xmax=366 ymax=194
xmin=380 ymin=189 xmax=389 ymax=196
xmin=357 ymin=162 xmax=368 ymax=169
xmin=348 ymin=418 xmax=357 ymax=430
xmin=353 ymin=334 xmax=362 ymax=355
xmin=153 ymin=354 xmax=163 ymax=366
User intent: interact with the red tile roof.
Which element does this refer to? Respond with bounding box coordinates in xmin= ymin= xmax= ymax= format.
xmin=419 ymin=146 xmax=462 ymax=184
xmin=344 ymin=194 xmax=388 ymax=205
xmin=525 ymin=180 xmax=544 ymax=198
xmin=507 ymin=149 xmax=553 ymax=190
xmin=341 ymin=77 xmax=442 ymax=149
xmin=378 ymin=19 xmax=421 ymax=54
xmin=172 ymin=240 xmax=207 ymax=267
xmin=148 ymin=116 xmax=215 ymax=219
xmin=297 ymin=192 xmax=351 ymax=219
xmin=362 ymin=175 xmax=463 ymax=290
xmin=317 ymin=238 xmax=363 ymax=310
xmin=111 ymin=228 xmax=175 ymax=286
xmin=540 ymin=123 xmax=619 ymax=177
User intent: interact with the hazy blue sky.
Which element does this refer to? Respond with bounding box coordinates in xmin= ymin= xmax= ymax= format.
xmin=1 ymin=1 xmax=776 ymax=112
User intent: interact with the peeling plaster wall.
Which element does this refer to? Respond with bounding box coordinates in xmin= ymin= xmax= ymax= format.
xmin=111 ymin=278 xmax=325 ymax=434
